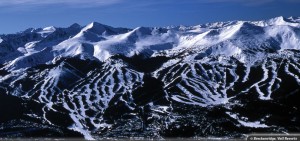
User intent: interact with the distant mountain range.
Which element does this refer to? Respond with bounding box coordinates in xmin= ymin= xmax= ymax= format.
xmin=0 ymin=16 xmax=299 ymax=139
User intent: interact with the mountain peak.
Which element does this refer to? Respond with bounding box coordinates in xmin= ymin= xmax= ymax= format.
xmin=132 ymin=26 xmax=152 ymax=35
xmin=267 ymin=16 xmax=288 ymax=25
xmin=87 ymin=22 xmax=109 ymax=29
xmin=69 ymin=23 xmax=81 ymax=29
xmin=80 ymin=22 xmax=111 ymax=35
xmin=272 ymin=16 xmax=284 ymax=20
xmin=43 ymin=26 xmax=56 ymax=31
xmin=90 ymin=21 xmax=104 ymax=26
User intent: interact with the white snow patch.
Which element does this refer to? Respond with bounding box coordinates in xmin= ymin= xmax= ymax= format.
xmin=211 ymin=42 xmax=242 ymax=56
xmin=24 ymin=41 xmax=40 ymax=55
xmin=226 ymin=112 xmax=269 ymax=128
xmin=69 ymin=124 xmax=94 ymax=140
xmin=17 ymin=47 xmax=27 ymax=54
xmin=38 ymin=26 xmax=56 ymax=37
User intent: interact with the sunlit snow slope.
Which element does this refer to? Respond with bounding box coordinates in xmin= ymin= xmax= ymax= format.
xmin=0 ymin=16 xmax=300 ymax=139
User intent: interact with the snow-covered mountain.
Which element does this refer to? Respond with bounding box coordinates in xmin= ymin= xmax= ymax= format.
xmin=0 ymin=16 xmax=300 ymax=139
xmin=1 ymin=16 xmax=299 ymax=71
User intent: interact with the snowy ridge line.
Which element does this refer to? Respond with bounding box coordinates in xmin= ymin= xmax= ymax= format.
xmin=1 ymin=16 xmax=300 ymax=71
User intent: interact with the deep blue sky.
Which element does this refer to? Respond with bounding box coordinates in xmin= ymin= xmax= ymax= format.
xmin=0 ymin=0 xmax=299 ymax=34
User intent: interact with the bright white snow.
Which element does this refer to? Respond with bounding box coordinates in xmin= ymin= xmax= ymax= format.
xmin=38 ymin=26 xmax=56 ymax=37
xmin=1 ymin=16 xmax=300 ymax=70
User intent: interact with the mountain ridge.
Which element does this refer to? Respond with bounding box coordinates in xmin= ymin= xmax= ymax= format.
xmin=0 ymin=16 xmax=300 ymax=140
xmin=1 ymin=16 xmax=300 ymax=71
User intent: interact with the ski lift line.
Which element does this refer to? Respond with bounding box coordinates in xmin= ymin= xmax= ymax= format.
xmin=277 ymin=55 xmax=286 ymax=73
xmin=48 ymin=63 xmax=89 ymax=94
xmin=63 ymin=62 xmax=86 ymax=76
xmin=62 ymin=67 xmax=83 ymax=79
